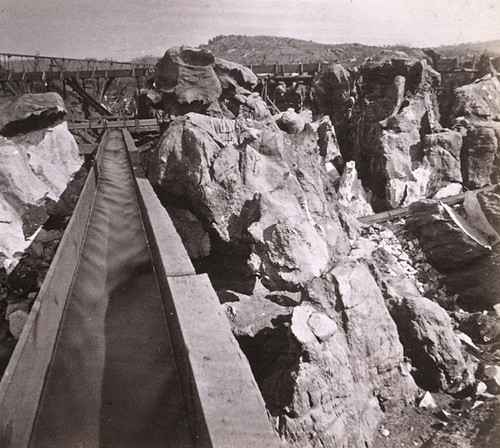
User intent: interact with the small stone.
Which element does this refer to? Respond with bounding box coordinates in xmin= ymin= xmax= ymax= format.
xmin=418 ymin=391 xmax=437 ymax=409
xmin=380 ymin=229 xmax=394 ymax=239
xmin=9 ymin=309 xmax=29 ymax=340
xmin=483 ymin=365 xmax=500 ymax=394
xmin=437 ymin=409 xmax=451 ymax=421
xmin=476 ymin=381 xmax=488 ymax=396
xmin=379 ymin=428 xmax=390 ymax=437
xmin=308 ymin=312 xmax=337 ymax=342
xmin=472 ymin=400 xmax=484 ymax=410
xmin=398 ymin=252 xmax=410 ymax=261
xmin=493 ymin=303 xmax=500 ymax=318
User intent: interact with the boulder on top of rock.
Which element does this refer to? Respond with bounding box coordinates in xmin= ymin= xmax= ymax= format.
xmin=389 ymin=295 xmax=475 ymax=392
xmin=155 ymin=46 xmax=222 ymax=107
xmin=349 ymin=55 xmax=452 ymax=209
xmin=464 ymin=185 xmax=500 ymax=239
xmin=214 ymin=58 xmax=258 ymax=92
xmin=275 ymin=108 xmax=312 ymax=134
xmin=407 ymin=199 xmax=491 ymax=270
xmin=450 ymin=75 xmax=500 ymax=188
xmin=154 ymin=46 xmax=263 ymax=119
xmin=0 ymin=93 xmax=66 ymax=136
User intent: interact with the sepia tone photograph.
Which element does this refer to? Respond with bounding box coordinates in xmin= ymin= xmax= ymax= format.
xmin=0 ymin=0 xmax=499 ymax=446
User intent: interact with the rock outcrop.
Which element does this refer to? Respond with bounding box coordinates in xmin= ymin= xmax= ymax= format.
xmin=222 ymin=262 xmax=418 ymax=448
xmin=407 ymin=200 xmax=491 ymax=270
xmin=449 ymin=75 xmax=500 ymax=188
xmin=349 ymin=55 xmax=467 ymax=209
xmin=0 ymin=93 xmax=66 ymax=136
xmin=0 ymin=117 xmax=82 ymax=271
xmin=154 ymin=46 xmax=261 ymax=119
xmin=146 ymin=46 xmax=486 ymax=447
xmin=149 ymin=111 xmax=349 ymax=289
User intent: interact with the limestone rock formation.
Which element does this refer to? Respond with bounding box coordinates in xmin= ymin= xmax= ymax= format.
xmin=146 ymin=46 xmax=488 ymax=447
xmin=450 ymin=75 xmax=500 ymax=188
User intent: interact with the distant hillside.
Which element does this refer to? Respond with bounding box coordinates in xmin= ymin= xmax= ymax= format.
xmin=435 ymin=40 xmax=500 ymax=58
xmin=200 ymin=35 xmax=500 ymax=67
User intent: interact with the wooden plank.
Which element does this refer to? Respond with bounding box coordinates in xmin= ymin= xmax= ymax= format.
xmin=122 ymin=129 xmax=194 ymax=276
xmin=0 ymin=68 xmax=148 ymax=82
xmin=167 ymin=275 xmax=281 ymax=448
xmin=249 ymin=62 xmax=321 ymax=75
xmin=68 ymin=118 xmax=159 ymax=133
xmin=358 ymin=185 xmax=497 ymax=224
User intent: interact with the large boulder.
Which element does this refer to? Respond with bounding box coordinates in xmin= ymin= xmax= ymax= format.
xmin=154 ymin=46 xmax=260 ymax=119
xmin=258 ymin=263 xmax=417 ymax=447
xmin=149 ymin=112 xmax=349 ymax=289
xmin=450 ymin=75 xmax=500 ymax=188
xmin=0 ymin=93 xmax=66 ymax=135
xmin=407 ymin=199 xmax=491 ymax=270
xmin=0 ymin=122 xmax=82 ymax=271
xmin=421 ymin=130 xmax=463 ymax=197
xmin=389 ymin=296 xmax=475 ymax=392
xmin=347 ymin=233 xmax=476 ymax=393
xmin=155 ymin=46 xmax=222 ymax=106
xmin=350 ymin=55 xmax=466 ymax=209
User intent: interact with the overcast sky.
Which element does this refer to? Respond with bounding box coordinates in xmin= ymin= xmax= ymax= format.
xmin=1 ymin=0 xmax=499 ymax=61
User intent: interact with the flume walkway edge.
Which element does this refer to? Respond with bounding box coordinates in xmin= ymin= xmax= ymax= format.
xmin=0 ymin=129 xmax=281 ymax=448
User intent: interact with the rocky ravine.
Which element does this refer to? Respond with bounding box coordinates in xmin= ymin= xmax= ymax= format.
xmin=144 ymin=46 xmax=500 ymax=447
xmin=0 ymin=45 xmax=498 ymax=448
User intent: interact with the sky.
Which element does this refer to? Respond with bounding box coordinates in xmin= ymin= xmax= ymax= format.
xmin=1 ymin=0 xmax=499 ymax=61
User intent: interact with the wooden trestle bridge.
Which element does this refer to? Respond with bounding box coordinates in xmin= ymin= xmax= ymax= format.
xmin=0 ymin=51 xmax=488 ymax=130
